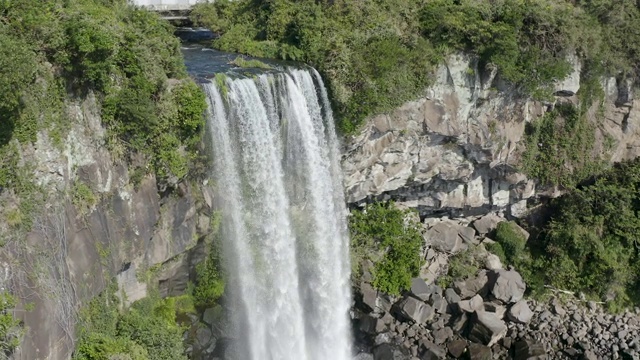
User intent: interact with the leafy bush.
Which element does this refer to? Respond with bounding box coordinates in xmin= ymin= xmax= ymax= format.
xmin=437 ymin=245 xmax=484 ymax=288
xmin=521 ymin=103 xmax=600 ymax=187
xmin=74 ymin=285 xmax=189 ymax=360
xmin=349 ymin=202 xmax=423 ymax=295
xmin=193 ymin=249 xmax=225 ymax=309
xmin=537 ymin=158 xmax=640 ymax=310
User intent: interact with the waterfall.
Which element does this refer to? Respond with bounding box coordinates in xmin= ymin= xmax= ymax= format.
xmin=203 ymin=68 xmax=352 ymax=360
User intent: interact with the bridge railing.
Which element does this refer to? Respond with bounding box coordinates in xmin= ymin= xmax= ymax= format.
xmin=130 ymin=0 xmax=210 ymax=12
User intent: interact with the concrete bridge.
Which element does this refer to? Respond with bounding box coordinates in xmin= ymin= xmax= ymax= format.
xmin=131 ymin=0 xmax=209 ymax=11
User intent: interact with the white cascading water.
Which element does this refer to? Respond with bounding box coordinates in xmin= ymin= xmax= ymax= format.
xmin=203 ymin=68 xmax=352 ymax=360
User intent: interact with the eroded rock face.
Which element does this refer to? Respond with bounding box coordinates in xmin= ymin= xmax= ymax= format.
xmin=342 ymin=54 xmax=540 ymax=217
xmin=9 ymin=94 xmax=216 ymax=360
xmin=342 ymin=52 xmax=640 ymax=219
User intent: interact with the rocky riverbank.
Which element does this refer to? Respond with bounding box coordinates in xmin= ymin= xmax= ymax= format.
xmin=351 ymin=212 xmax=640 ymax=360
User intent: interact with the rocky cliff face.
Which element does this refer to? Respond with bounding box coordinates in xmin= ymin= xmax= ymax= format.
xmin=1 ymin=94 xmax=216 ymax=360
xmin=342 ymin=53 xmax=640 ymax=217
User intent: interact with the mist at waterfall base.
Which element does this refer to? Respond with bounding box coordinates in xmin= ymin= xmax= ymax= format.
xmin=202 ymin=66 xmax=352 ymax=359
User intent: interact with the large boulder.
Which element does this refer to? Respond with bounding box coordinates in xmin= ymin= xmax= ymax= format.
xmin=447 ymin=339 xmax=467 ymax=358
xmin=373 ymin=343 xmax=411 ymax=360
xmin=507 ymin=300 xmax=534 ymax=324
xmin=398 ymin=296 xmax=434 ymax=324
xmin=361 ymin=282 xmax=379 ymax=312
xmin=472 ymin=213 xmax=504 ymax=236
xmin=467 ymin=311 xmax=508 ymax=347
xmin=411 ymin=277 xmax=439 ymax=301
xmin=418 ymin=339 xmax=446 ymax=360
xmin=467 ymin=343 xmax=492 ymax=360
xmin=457 ymin=294 xmax=484 ymax=313
xmin=426 ymin=221 xmax=467 ymax=254
xmin=513 ymin=339 xmax=546 ymax=360
xmin=454 ymin=270 xmax=489 ymax=299
xmin=490 ymin=270 xmax=526 ymax=304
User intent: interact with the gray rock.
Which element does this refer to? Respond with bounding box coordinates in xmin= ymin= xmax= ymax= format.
xmin=459 ymin=227 xmax=477 ymax=244
xmin=362 ymin=282 xmax=379 ymax=312
xmin=467 ymin=343 xmax=492 ymax=360
xmin=508 ymin=301 xmax=534 ymax=324
xmin=431 ymin=294 xmax=448 ymax=314
xmin=196 ymin=327 xmax=213 ymax=347
xmin=513 ymin=339 xmax=546 ymax=360
xmin=354 ymin=353 xmax=375 ymax=360
xmin=399 ymin=297 xmax=434 ymax=324
xmin=361 ymin=315 xmax=381 ymax=335
xmin=418 ymin=339 xmax=446 ymax=359
xmin=411 ymin=277 xmax=436 ymax=301
xmin=203 ymin=306 xmax=220 ymax=326
xmin=445 ymin=288 xmax=461 ymax=304
xmin=472 ymin=213 xmax=504 ymax=235
xmin=484 ymin=302 xmax=507 ymax=319
xmin=580 ymin=350 xmax=597 ymax=360
xmin=426 ymin=221 xmax=465 ymax=254
xmin=373 ymin=343 xmax=410 ymax=360
xmin=484 ymin=253 xmax=502 ymax=270
xmin=468 ymin=311 xmax=508 ymax=347
xmin=432 ymin=327 xmax=453 ymax=345
xmin=490 ymin=270 xmax=526 ymax=304
xmin=454 ymin=271 xmax=489 ymax=299
xmin=457 ymin=294 xmax=484 ymax=313
xmin=375 ymin=332 xmax=393 ymax=345
xmin=447 ymin=339 xmax=467 ymax=358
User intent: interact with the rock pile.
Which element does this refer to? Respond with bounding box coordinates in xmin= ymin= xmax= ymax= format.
xmin=353 ymin=269 xmax=640 ymax=360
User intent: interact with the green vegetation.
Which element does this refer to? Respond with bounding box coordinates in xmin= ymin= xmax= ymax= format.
xmin=191 ymin=0 xmax=640 ymax=134
xmin=0 ymin=0 xmax=206 ymax=192
xmin=72 ymin=182 xmax=98 ymax=215
xmin=74 ymin=285 xmax=191 ymax=360
xmin=437 ymin=245 xmax=484 ymax=289
xmin=349 ymin=202 xmax=423 ymax=295
xmin=230 ymin=56 xmax=272 ymax=70
xmin=535 ymin=159 xmax=640 ymax=311
xmin=192 ymin=245 xmax=225 ymax=308
xmin=0 ymin=293 xmax=23 ymax=355
xmin=521 ymin=103 xmax=601 ymax=187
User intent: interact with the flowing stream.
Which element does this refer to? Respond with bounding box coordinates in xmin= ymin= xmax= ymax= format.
xmin=203 ymin=68 xmax=352 ymax=360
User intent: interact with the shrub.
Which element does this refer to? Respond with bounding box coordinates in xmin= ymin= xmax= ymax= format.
xmin=193 ymin=248 xmax=225 ymax=308
xmin=349 ymin=202 xmax=423 ymax=295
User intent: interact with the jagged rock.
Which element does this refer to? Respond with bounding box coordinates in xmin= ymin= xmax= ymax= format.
xmin=373 ymin=343 xmax=411 ymax=360
xmin=451 ymin=313 xmax=468 ymax=333
xmin=195 ymin=327 xmax=212 ymax=347
xmin=447 ymin=339 xmax=467 ymax=358
xmin=418 ymin=339 xmax=446 ymax=359
xmin=362 ymin=282 xmax=378 ymax=312
xmin=360 ymin=315 xmax=382 ymax=335
xmin=454 ymin=271 xmax=489 ymax=299
xmin=472 ymin=214 xmax=504 ymax=235
xmin=398 ymin=297 xmax=434 ymax=324
xmin=508 ymin=300 xmax=533 ymax=324
xmin=203 ymin=306 xmax=220 ymax=326
xmin=468 ymin=311 xmax=508 ymax=347
xmin=484 ymin=253 xmax=502 ymax=270
xmin=430 ymin=294 xmax=448 ymax=314
xmin=490 ymin=270 xmax=526 ymax=304
xmin=579 ymin=350 xmax=597 ymax=360
xmin=459 ymin=227 xmax=477 ymax=244
xmin=433 ymin=327 xmax=454 ymax=345
xmin=426 ymin=221 xmax=465 ymax=254
xmin=554 ymin=52 xmax=581 ymax=96
xmin=513 ymin=339 xmax=546 ymax=360
xmin=457 ymin=294 xmax=484 ymax=313
xmin=445 ymin=288 xmax=461 ymax=304
xmin=355 ymin=353 xmax=375 ymax=360
xmin=467 ymin=343 xmax=492 ymax=360
xmin=375 ymin=332 xmax=393 ymax=345
xmin=483 ymin=302 xmax=506 ymax=319
xmin=411 ymin=278 xmax=438 ymax=301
